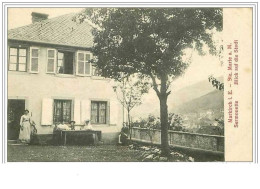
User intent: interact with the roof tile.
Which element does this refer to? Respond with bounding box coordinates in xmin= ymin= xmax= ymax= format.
xmin=8 ymin=13 xmax=94 ymax=48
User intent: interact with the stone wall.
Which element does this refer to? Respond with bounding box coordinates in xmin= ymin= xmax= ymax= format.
xmin=131 ymin=127 xmax=224 ymax=153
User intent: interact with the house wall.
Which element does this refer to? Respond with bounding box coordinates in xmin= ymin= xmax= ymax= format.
xmin=8 ymin=44 xmax=123 ymax=144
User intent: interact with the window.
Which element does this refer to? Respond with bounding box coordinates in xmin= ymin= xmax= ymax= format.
xmin=77 ymin=51 xmax=92 ymax=76
xmin=9 ymin=47 xmax=27 ymax=72
xmin=53 ymin=100 xmax=72 ymax=124
xmin=57 ymin=51 xmax=74 ymax=74
xmin=30 ymin=47 xmax=39 ymax=73
xmin=91 ymin=101 xmax=107 ymax=124
xmin=47 ymin=49 xmax=56 ymax=73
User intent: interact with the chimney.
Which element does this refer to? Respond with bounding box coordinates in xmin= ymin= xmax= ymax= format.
xmin=31 ymin=12 xmax=49 ymax=23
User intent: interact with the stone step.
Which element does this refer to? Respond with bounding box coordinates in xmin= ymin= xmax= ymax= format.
xmin=8 ymin=140 xmax=17 ymax=145
xmin=9 ymin=143 xmax=28 ymax=146
xmin=8 ymin=140 xmax=29 ymax=146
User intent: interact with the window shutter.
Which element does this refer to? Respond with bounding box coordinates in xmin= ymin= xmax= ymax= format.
xmin=81 ymin=100 xmax=91 ymax=124
xmin=85 ymin=53 xmax=91 ymax=76
xmin=85 ymin=62 xmax=91 ymax=75
xmin=77 ymin=52 xmax=84 ymax=75
xmin=41 ymin=98 xmax=53 ymax=125
xmin=76 ymin=51 xmax=92 ymax=76
xmin=30 ymin=47 xmax=39 ymax=73
xmin=74 ymin=99 xmax=81 ymax=124
xmin=46 ymin=49 xmax=56 ymax=73
xmin=110 ymin=100 xmax=119 ymax=126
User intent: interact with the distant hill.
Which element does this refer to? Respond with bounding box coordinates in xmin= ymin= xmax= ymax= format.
xmin=175 ymin=89 xmax=224 ymax=114
xmin=131 ymin=77 xmax=224 ymax=119
xmin=168 ymin=76 xmax=223 ymax=108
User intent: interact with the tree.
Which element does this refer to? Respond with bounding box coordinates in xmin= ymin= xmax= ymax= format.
xmin=208 ymin=75 xmax=224 ymax=91
xmin=207 ymin=32 xmax=224 ymax=91
xmin=81 ymin=8 xmax=222 ymax=156
xmin=169 ymin=113 xmax=184 ymax=131
xmin=145 ymin=115 xmax=160 ymax=145
xmin=113 ymin=75 xmax=149 ymax=139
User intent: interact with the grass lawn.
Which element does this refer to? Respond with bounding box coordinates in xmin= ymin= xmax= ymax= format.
xmin=7 ymin=145 xmax=143 ymax=162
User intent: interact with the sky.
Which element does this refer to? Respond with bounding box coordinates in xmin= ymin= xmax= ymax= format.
xmin=8 ymin=8 xmax=85 ymax=29
xmin=8 ymin=8 xmax=224 ymax=117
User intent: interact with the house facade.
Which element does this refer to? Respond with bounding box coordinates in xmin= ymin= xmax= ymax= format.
xmin=7 ymin=12 xmax=123 ymax=144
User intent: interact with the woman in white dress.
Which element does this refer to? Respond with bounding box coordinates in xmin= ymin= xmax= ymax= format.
xmin=19 ymin=109 xmax=31 ymax=143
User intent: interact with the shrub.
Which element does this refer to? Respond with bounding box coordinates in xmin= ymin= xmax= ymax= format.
xmin=133 ymin=113 xmax=185 ymax=131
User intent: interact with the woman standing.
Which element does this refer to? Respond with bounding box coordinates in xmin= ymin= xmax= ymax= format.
xmin=19 ymin=109 xmax=31 ymax=143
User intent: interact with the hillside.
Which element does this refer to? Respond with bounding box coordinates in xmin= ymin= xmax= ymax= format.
xmin=175 ymin=89 xmax=224 ymax=114
xmin=131 ymin=77 xmax=224 ymax=119
xmin=168 ymin=77 xmax=223 ymax=107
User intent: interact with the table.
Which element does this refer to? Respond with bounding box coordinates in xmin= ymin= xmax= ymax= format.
xmin=54 ymin=130 xmax=102 ymax=145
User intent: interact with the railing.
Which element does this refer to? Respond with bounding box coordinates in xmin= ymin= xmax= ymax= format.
xmin=131 ymin=127 xmax=224 ymax=153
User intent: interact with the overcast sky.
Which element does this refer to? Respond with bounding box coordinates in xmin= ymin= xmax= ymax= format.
xmin=8 ymin=7 xmax=223 ymax=91
xmin=8 ymin=8 xmax=84 ymax=29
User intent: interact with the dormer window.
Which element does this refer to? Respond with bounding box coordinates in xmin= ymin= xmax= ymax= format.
xmin=8 ymin=47 xmax=27 ymax=72
xmin=57 ymin=51 xmax=74 ymax=75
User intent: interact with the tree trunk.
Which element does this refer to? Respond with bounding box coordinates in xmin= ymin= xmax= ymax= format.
xmin=159 ymin=95 xmax=170 ymax=156
xmin=159 ymin=75 xmax=170 ymax=156
xmin=127 ymin=109 xmax=132 ymax=140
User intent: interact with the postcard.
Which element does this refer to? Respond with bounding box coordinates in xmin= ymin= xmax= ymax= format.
xmin=2 ymin=5 xmax=256 ymax=163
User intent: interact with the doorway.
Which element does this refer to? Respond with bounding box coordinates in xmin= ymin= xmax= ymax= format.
xmin=8 ymin=99 xmax=25 ymax=140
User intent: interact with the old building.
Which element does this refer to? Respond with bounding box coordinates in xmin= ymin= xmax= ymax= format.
xmin=7 ymin=12 xmax=122 ymax=143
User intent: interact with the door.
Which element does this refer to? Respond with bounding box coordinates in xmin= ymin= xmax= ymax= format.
xmin=7 ymin=99 xmax=25 ymax=140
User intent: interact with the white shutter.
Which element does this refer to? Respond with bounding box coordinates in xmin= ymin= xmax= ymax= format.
xmin=76 ymin=52 xmax=84 ymax=76
xmin=46 ymin=49 xmax=56 ymax=73
xmin=110 ymin=100 xmax=119 ymax=126
xmin=85 ymin=53 xmax=92 ymax=76
xmin=76 ymin=51 xmax=92 ymax=76
xmin=74 ymin=100 xmax=81 ymax=124
xmin=81 ymin=100 xmax=91 ymax=124
xmin=41 ymin=98 xmax=53 ymax=125
xmin=30 ymin=47 xmax=39 ymax=73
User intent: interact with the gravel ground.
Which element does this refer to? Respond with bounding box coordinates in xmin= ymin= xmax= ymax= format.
xmin=7 ymin=145 xmax=143 ymax=162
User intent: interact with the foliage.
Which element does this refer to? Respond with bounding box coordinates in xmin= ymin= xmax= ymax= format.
xmin=82 ymin=8 xmax=222 ymax=89
xmin=113 ymin=75 xmax=150 ymax=139
xmin=197 ymin=125 xmax=224 ymax=135
xmin=132 ymin=113 xmax=185 ymax=131
xmin=132 ymin=115 xmax=160 ymax=129
xmin=128 ymin=144 xmax=194 ymax=162
xmin=208 ymin=75 xmax=224 ymax=90
xmin=81 ymin=8 xmax=223 ymax=155
xmin=132 ymin=115 xmax=160 ymax=143
xmin=215 ymin=117 xmax=224 ymax=130
xmin=168 ymin=113 xmax=184 ymax=131
xmin=113 ymin=75 xmax=150 ymax=112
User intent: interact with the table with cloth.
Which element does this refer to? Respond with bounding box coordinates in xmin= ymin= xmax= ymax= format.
xmin=53 ymin=130 xmax=102 ymax=145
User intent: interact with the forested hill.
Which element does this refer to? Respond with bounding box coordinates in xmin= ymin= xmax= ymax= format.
xmin=174 ymin=89 xmax=224 ymax=114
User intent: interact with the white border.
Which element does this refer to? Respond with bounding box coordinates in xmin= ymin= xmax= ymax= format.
xmin=2 ymin=1 xmax=257 ymax=163
xmin=0 ymin=2 xmax=259 ymax=189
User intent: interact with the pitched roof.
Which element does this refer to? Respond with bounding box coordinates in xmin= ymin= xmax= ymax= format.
xmin=8 ymin=13 xmax=94 ymax=48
